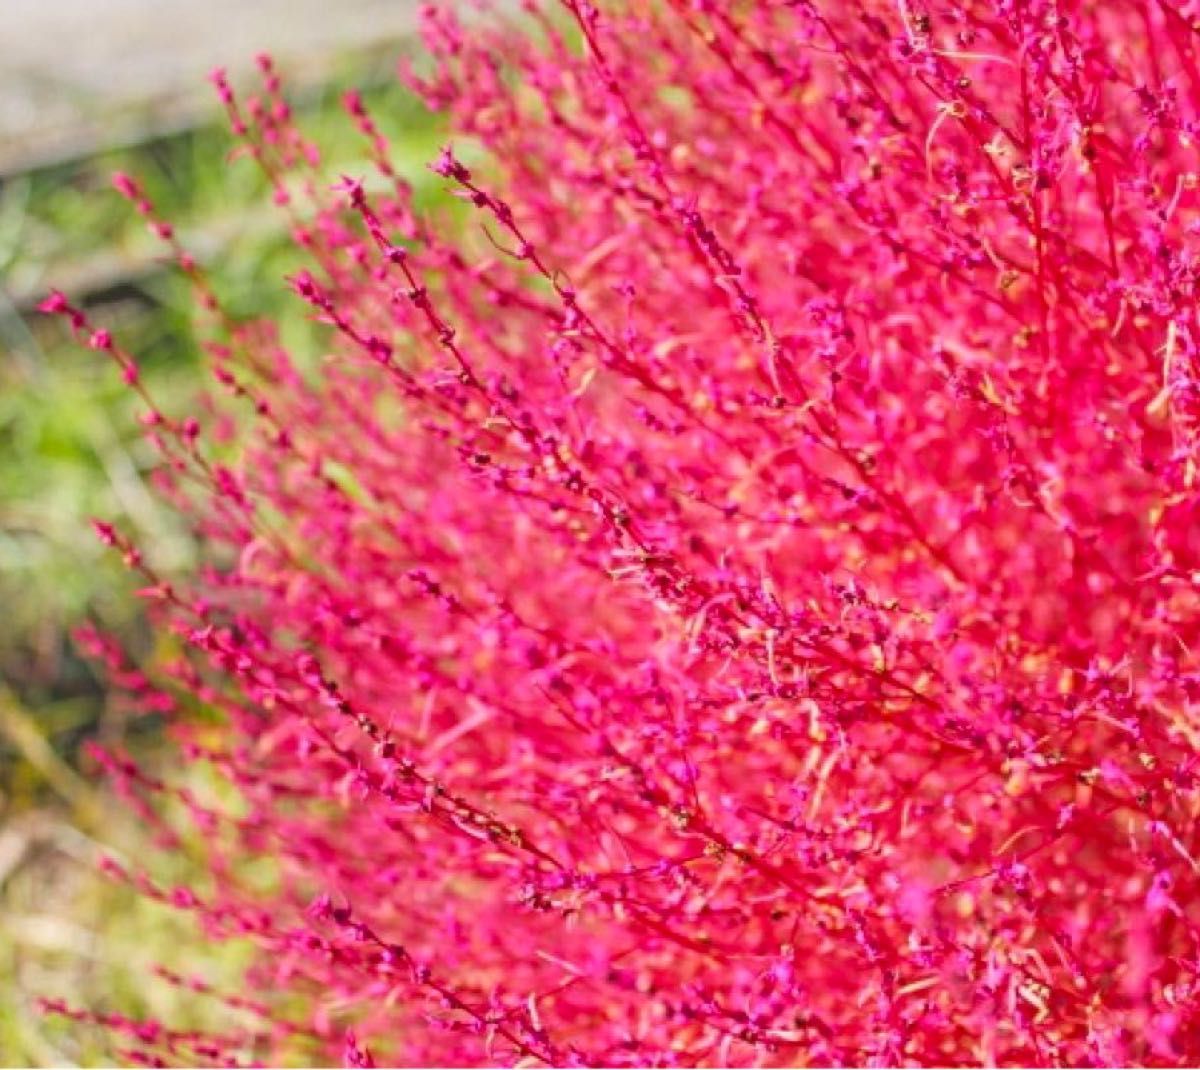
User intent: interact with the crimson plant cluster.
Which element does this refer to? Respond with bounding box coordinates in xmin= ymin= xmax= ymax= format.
xmin=38 ymin=0 xmax=1200 ymax=1065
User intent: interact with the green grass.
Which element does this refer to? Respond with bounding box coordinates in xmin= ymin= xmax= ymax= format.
xmin=0 ymin=54 xmax=447 ymax=1067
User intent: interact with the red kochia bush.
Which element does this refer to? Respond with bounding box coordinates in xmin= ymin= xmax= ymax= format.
xmin=40 ymin=0 xmax=1200 ymax=1064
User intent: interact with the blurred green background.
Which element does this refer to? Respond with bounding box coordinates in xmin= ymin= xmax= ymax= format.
xmin=0 ymin=11 xmax=447 ymax=1062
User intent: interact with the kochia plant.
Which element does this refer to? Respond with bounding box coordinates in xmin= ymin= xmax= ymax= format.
xmin=39 ymin=0 xmax=1200 ymax=1064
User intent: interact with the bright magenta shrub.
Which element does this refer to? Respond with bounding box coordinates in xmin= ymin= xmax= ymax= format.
xmin=39 ymin=0 xmax=1200 ymax=1064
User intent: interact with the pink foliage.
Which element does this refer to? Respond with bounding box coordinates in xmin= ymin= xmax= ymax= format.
xmin=41 ymin=0 xmax=1200 ymax=1064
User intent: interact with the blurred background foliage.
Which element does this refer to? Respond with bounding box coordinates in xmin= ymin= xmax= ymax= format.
xmin=0 ymin=41 xmax=446 ymax=1065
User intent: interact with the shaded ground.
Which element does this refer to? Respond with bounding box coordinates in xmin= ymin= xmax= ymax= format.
xmin=0 ymin=0 xmax=425 ymax=174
